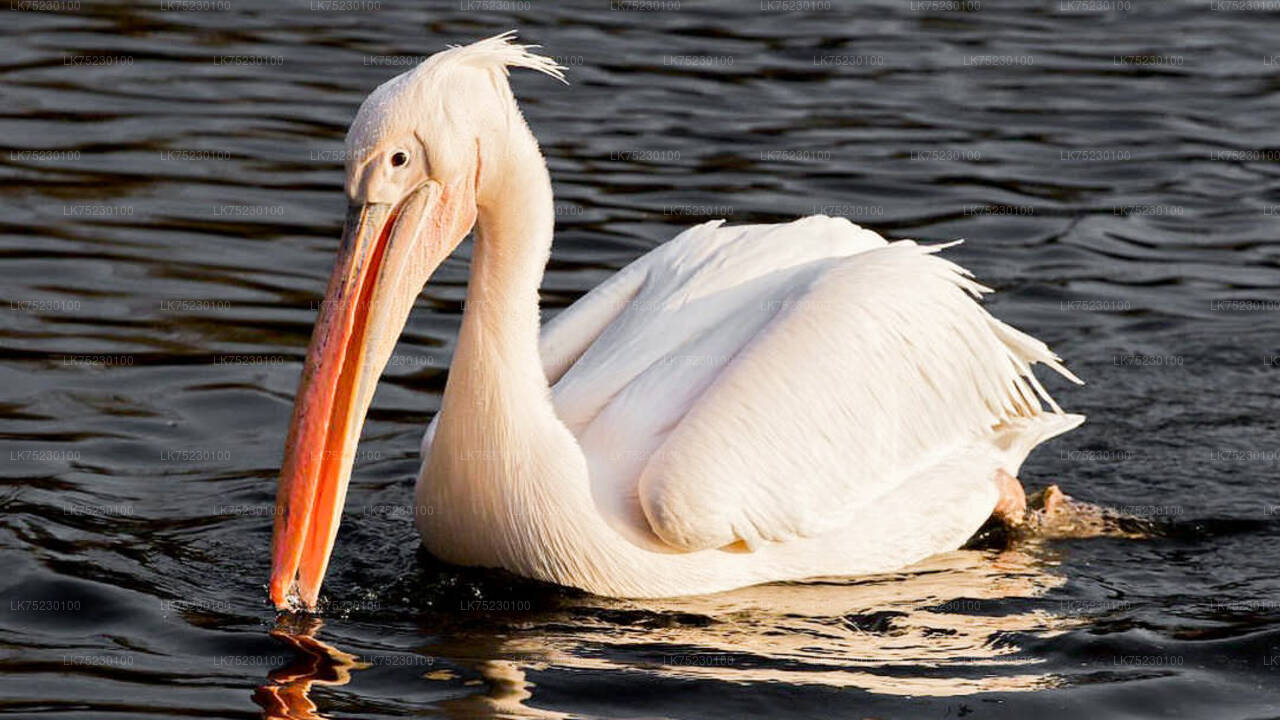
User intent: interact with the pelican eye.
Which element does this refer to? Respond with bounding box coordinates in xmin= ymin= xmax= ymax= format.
xmin=390 ymin=151 xmax=409 ymax=168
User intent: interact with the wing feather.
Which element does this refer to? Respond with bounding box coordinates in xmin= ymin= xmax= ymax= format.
xmin=636 ymin=239 xmax=1082 ymax=552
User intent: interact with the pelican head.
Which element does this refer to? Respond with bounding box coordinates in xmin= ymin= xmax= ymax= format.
xmin=269 ymin=32 xmax=564 ymax=610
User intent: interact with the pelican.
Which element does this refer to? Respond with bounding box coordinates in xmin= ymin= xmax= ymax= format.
xmin=268 ymin=32 xmax=1083 ymax=611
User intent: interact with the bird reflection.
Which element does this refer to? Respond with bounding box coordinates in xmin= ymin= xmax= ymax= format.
xmin=253 ymin=616 xmax=565 ymax=720
xmin=428 ymin=546 xmax=1075 ymax=699
xmin=417 ymin=543 xmax=1082 ymax=713
xmin=254 ymin=542 xmax=1086 ymax=718
xmin=253 ymin=616 xmax=368 ymax=720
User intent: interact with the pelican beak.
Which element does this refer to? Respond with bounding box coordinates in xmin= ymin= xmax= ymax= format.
xmin=269 ymin=179 xmax=474 ymax=611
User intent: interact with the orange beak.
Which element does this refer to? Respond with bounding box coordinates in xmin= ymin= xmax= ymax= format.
xmin=269 ymin=201 xmax=398 ymax=611
xmin=269 ymin=179 xmax=474 ymax=611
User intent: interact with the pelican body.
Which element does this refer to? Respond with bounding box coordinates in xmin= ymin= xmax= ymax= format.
xmin=268 ymin=33 xmax=1083 ymax=610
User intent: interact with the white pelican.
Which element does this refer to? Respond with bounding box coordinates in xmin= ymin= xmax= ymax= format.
xmin=268 ymin=32 xmax=1084 ymax=611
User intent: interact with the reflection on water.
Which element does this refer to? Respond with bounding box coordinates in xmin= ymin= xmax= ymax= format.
xmin=262 ymin=546 xmax=1074 ymax=718
xmin=254 ymin=494 xmax=1160 ymax=716
xmin=475 ymin=549 xmax=1071 ymax=697
xmin=256 ymin=617 xmax=368 ymax=720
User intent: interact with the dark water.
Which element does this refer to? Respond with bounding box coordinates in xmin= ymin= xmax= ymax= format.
xmin=3 ymin=0 xmax=1280 ymax=717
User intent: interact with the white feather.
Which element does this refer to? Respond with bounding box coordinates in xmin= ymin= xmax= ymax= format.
xmin=403 ymin=34 xmax=1084 ymax=599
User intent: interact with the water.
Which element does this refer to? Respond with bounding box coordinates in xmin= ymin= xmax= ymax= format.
xmin=3 ymin=0 xmax=1279 ymax=717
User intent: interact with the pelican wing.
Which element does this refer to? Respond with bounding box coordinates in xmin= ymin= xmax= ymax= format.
xmin=631 ymin=238 xmax=1082 ymax=552
xmin=549 ymin=218 xmax=888 ymax=439
xmin=539 ymin=254 xmax=650 ymax=386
